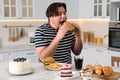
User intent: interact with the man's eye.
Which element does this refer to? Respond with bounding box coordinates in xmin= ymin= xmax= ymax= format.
xmin=57 ymin=12 xmax=66 ymax=16
xmin=58 ymin=13 xmax=62 ymax=15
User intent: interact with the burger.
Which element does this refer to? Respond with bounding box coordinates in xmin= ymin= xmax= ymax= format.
xmin=42 ymin=57 xmax=55 ymax=66
xmin=60 ymin=21 xmax=76 ymax=33
xmin=69 ymin=24 xmax=76 ymax=33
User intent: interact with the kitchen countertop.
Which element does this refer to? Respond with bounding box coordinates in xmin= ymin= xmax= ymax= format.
xmin=0 ymin=42 xmax=108 ymax=53
xmin=83 ymin=42 xmax=108 ymax=49
xmin=0 ymin=45 xmax=35 ymax=53
xmin=0 ymin=61 xmax=120 ymax=80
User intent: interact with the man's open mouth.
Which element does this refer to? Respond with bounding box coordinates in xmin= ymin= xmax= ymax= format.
xmin=60 ymin=21 xmax=65 ymax=25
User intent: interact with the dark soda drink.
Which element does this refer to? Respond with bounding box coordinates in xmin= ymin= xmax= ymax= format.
xmin=74 ymin=57 xmax=83 ymax=70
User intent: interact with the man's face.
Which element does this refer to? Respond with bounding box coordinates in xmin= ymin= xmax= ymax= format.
xmin=50 ymin=6 xmax=67 ymax=29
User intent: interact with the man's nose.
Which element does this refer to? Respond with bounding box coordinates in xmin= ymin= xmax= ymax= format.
xmin=61 ymin=13 xmax=66 ymax=18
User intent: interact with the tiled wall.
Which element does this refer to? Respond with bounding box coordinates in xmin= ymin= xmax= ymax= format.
xmin=0 ymin=20 xmax=47 ymax=46
xmin=0 ymin=19 xmax=109 ymax=47
xmin=80 ymin=19 xmax=109 ymax=44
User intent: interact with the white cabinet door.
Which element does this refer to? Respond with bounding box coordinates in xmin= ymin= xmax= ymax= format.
xmin=81 ymin=45 xmax=109 ymax=68
xmin=80 ymin=46 xmax=94 ymax=68
xmin=34 ymin=0 xmax=51 ymax=19
xmin=4 ymin=51 xmax=17 ymax=61
xmin=79 ymin=0 xmax=93 ymax=19
xmin=110 ymin=1 xmax=120 ymax=21
xmin=92 ymin=48 xmax=109 ymax=66
xmin=48 ymin=0 xmax=80 ymax=19
xmin=63 ymin=0 xmax=79 ymax=19
xmin=0 ymin=0 xmax=34 ymax=20
xmin=110 ymin=0 xmax=120 ymax=2
xmin=92 ymin=0 xmax=110 ymax=19
xmin=0 ymin=53 xmax=4 ymax=61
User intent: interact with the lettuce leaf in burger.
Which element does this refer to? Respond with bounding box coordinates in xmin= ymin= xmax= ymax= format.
xmin=42 ymin=57 xmax=55 ymax=66
xmin=60 ymin=21 xmax=76 ymax=33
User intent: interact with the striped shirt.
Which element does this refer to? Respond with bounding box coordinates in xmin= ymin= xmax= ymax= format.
xmin=34 ymin=23 xmax=75 ymax=64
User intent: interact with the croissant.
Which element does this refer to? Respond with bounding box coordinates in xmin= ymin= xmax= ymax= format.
xmin=95 ymin=68 xmax=103 ymax=76
xmin=85 ymin=64 xmax=94 ymax=72
xmin=102 ymin=66 xmax=113 ymax=77
xmin=94 ymin=65 xmax=102 ymax=70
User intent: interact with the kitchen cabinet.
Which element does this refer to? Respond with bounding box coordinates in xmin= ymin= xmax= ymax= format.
xmin=4 ymin=51 xmax=17 ymax=61
xmin=0 ymin=0 xmax=35 ymax=20
xmin=110 ymin=0 xmax=120 ymax=2
xmin=78 ymin=0 xmax=110 ymax=19
xmin=16 ymin=49 xmax=38 ymax=62
xmin=62 ymin=0 xmax=79 ymax=19
xmin=110 ymin=0 xmax=120 ymax=21
xmin=80 ymin=45 xmax=109 ymax=68
xmin=46 ymin=0 xmax=80 ymax=19
xmin=80 ymin=46 xmax=94 ymax=68
xmin=93 ymin=0 xmax=110 ymax=19
xmin=1 ymin=49 xmax=38 ymax=62
xmin=0 ymin=53 xmax=4 ymax=61
xmin=36 ymin=0 xmax=93 ymax=19
xmin=79 ymin=0 xmax=93 ymax=19
xmin=34 ymin=0 xmax=50 ymax=19
xmin=0 ymin=0 xmax=81 ymax=19
xmin=92 ymin=47 xmax=109 ymax=66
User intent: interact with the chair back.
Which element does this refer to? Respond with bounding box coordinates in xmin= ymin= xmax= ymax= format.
xmin=111 ymin=56 xmax=120 ymax=67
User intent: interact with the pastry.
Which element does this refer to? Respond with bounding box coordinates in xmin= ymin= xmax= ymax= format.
xmin=60 ymin=64 xmax=73 ymax=77
xmin=94 ymin=65 xmax=102 ymax=70
xmin=85 ymin=64 xmax=94 ymax=72
xmin=94 ymin=65 xmax=103 ymax=76
xmin=102 ymin=66 xmax=113 ymax=77
xmin=95 ymin=68 xmax=103 ymax=76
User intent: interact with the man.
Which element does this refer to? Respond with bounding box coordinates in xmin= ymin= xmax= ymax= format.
xmin=34 ymin=2 xmax=83 ymax=64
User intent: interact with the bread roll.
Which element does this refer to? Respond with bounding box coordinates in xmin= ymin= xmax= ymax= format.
xmin=102 ymin=66 xmax=113 ymax=77
xmin=95 ymin=68 xmax=103 ymax=76
xmin=85 ymin=64 xmax=94 ymax=72
xmin=94 ymin=65 xmax=102 ymax=70
xmin=94 ymin=65 xmax=103 ymax=76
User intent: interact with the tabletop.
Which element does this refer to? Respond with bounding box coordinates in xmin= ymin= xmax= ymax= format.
xmin=0 ymin=62 xmax=120 ymax=80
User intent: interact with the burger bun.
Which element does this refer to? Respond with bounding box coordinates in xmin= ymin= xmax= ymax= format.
xmin=42 ymin=57 xmax=55 ymax=66
xmin=64 ymin=22 xmax=76 ymax=33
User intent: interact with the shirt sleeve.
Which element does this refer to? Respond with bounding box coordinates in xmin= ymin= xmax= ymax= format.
xmin=34 ymin=27 xmax=49 ymax=48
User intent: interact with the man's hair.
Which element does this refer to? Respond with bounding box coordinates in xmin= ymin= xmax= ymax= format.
xmin=46 ymin=2 xmax=67 ymax=18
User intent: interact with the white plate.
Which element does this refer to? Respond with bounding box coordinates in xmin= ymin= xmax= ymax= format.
xmin=44 ymin=63 xmax=66 ymax=71
xmin=44 ymin=66 xmax=62 ymax=71
xmin=82 ymin=77 xmax=104 ymax=80
xmin=55 ymin=71 xmax=81 ymax=80
xmin=9 ymin=68 xmax=34 ymax=76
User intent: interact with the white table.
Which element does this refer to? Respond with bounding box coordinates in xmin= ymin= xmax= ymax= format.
xmin=0 ymin=62 xmax=120 ymax=80
xmin=0 ymin=62 xmax=82 ymax=80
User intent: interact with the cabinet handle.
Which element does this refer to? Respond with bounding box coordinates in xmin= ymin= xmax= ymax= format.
xmin=27 ymin=53 xmax=35 ymax=55
xmin=96 ymin=50 xmax=103 ymax=52
xmin=83 ymin=47 xmax=88 ymax=49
